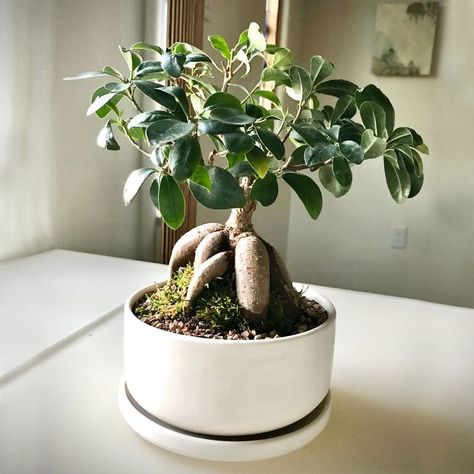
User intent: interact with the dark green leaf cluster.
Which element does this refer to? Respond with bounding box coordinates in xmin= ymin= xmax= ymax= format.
xmin=65 ymin=23 xmax=428 ymax=228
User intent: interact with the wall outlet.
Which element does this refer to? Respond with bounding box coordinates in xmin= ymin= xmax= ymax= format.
xmin=391 ymin=226 xmax=408 ymax=249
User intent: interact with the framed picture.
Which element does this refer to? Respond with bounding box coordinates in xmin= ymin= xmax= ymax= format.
xmin=372 ymin=2 xmax=439 ymax=76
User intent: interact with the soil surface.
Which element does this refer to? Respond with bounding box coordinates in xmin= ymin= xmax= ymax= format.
xmin=134 ymin=294 xmax=328 ymax=340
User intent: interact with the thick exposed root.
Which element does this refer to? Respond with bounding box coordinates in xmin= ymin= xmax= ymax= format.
xmin=263 ymin=241 xmax=300 ymax=321
xmin=234 ymin=235 xmax=270 ymax=321
xmin=168 ymin=223 xmax=225 ymax=278
xmin=194 ymin=230 xmax=229 ymax=269
xmin=185 ymin=251 xmax=234 ymax=306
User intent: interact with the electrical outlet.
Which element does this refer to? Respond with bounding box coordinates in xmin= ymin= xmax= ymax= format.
xmin=391 ymin=226 xmax=408 ymax=249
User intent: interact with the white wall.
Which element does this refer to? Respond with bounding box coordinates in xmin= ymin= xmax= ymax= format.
xmin=50 ymin=0 xmax=147 ymax=260
xmin=284 ymin=0 xmax=474 ymax=307
xmin=0 ymin=0 xmax=155 ymax=262
xmin=197 ymin=0 xmax=293 ymax=258
xmin=0 ymin=0 xmax=55 ymax=261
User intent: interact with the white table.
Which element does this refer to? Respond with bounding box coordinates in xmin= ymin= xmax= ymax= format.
xmin=1 ymin=250 xmax=473 ymax=473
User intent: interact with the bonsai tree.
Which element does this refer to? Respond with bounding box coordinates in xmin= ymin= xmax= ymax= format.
xmin=66 ymin=22 xmax=428 ymax=326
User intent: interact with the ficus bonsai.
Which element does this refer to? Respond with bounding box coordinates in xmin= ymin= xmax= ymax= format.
xmin=66 ymin=22 xmax=428 ymax=327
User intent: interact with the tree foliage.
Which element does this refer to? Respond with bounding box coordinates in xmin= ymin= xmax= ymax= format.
xmin=65 ymin=22 xmax=428 ymax=229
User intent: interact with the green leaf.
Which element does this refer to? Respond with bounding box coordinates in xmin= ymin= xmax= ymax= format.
xmin=408 ymin=173 xmax=424 ymax=198
xmin=291 ymin=124 xmax=329 ymax=146
xmin=245 ymin=104 xmax=265 ymax=119
xmin=304 ymin=143 xmax=338 ymax=166
xmin=210 ymin=107 xmax=255 ymax=125
xmin=384 ymin=155 xmax=410 ymax=204
xmin=103 ymin=66 xmax=125 ymax=80
xmin=410 ymin=148 xmax=424 ymax=177
xmin=189 ymin=165 xmax=212 ymax=192
xmin=171 ymin=42 xmax=194 ymax=55
xmin=355 ymin=85 xmax=395 ymax=135
xmin=161 ymin=52 xmax=186 ymax=78
xmin=319 ymin=164 xmax=351 ymax=197
xmin=158 ymin=174 xmax=185 ymax=229
xmin=226 ymin=152 xmax=245 ymax=168
xmin=415 ymin=143 xmax=430 ymax=155
xmin=248 ymin=22 xmax=266 ymax=53
xmin=332 ymin=156 xmax=352 ymax=187
xmin=150 ymin=147 xmax=165 ymax=167
xmin=238 ymin=29 xmax=249 ymax=47
xmin=252 ymin=90 xmax=281 ymax=107
xmin=407 ymin=127 xmax=423 ymax=146
xmin=119 ymin=46 xmax=142 ymax=73
xmin=204 ymin=92 xmax=243 ymax=111
xmin=97 ymin=121 xmax=120 ymax=150
xmin=315 ymin=79 xmax=358 ymax=98
xmin=360 ymin=101 xmax=387 ymax=138
xmin=135 ymin=62 xmax=166 ymax=80
xmin=396 ymin=155 xmax=411 ymax=200
xmin=197 ymin=120 xmax=239 ymax=135
xmin=131 ymin=42 xmax=163 ymax=54
xmin=135 ymin=81 xmax=177 ymax=110
xmin=395 ymin=144 xmax=414 ymax=169
xmin=208 ymin=35 xmax=231 ymax=60
xmin=289 ymin=146 xmax=307 ymax=166
xmin=87 ymin=92 xmax=117 ymax=116
xmin=149 ymin=178 xmax=160 ymax=209
xmin=90 ymin=86 xmax=123 ymax=118
xmin=228 ymin=161 xmax=256 ymax=177
xmin=361 ymin=129 xmax=386 ymax=159
xmin=339 ymin=119 xmax=365 ymax=143
xmin=283 ymin=172 xmax=323 ymax=219
xmin=123 ymin=168 xmax=157 ymax=205
xmin=64 ymin=70 xmax=115 ymax=80
xmin=387 ymin=127 xmax=413 ymax=147
xmin=261 ymin=67 xmax=291 ymax=86
xmin=331 ymin=95 xmax=356 ymax=124
xmin=185 ymin=52 xmax=213 ymax=64
xmin=383 ymin=149 xmax=399 ymax=168
xmin=169 ymin=136 xmax=201 ymax=182
xmin=256 ymin=128 xmax=285 ymax=160
xmin=250 ymin=173 xmax=278 ymax=206
xmin=310 ymin=56 xmax=334 ymax=85
xmin=104 ymin=82 xmax=130 ymax=93
xmin=286 ymin=66 xmax=312 ymax=101
xmin=272 ymin=47 xmax=293 ymax=69
xmin=189 ymin=166 xmax=245 ymax=209
xmin=323 ymin=125 xmax=340 ymax=141
xmin=163 ymin=85 xmax=189 ymax=116
xmin=128 ymin=111 xmax=173 ymax=129
xmin=223 ymin=132 xmax=254 ymax=154
xmin=146 ymin=119 xmax=196 ymax=145
xmin=339 ymin=140 xmax=364 ymax=164
xmin=245 ymin=147 xmax=269 ymax=178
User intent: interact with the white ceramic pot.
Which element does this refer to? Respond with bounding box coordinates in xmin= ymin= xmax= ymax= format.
xmin=123 ymin=282 xmax=336 ymax=436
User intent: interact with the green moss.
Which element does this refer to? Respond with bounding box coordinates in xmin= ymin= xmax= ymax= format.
xmin=135 ymin=265 xmax=249 ymax=332
xmin=134 ymin=264 xmax=193 ymax=319
xmin=193 ymin=274 xmax=250 ymax=332
xmin=135 ymin=265 xmax=303 ymax=335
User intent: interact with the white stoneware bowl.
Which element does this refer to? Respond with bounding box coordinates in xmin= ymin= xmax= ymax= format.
xmin=123 ymin=282 xmax=336 ymax=436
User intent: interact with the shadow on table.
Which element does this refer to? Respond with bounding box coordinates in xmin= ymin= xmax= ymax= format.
xmin=162 ymin=388 xmax=474 ymax=474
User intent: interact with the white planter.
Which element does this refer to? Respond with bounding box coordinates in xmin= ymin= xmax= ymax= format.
xmin=123 ymin=282 xmax=336 ymax=438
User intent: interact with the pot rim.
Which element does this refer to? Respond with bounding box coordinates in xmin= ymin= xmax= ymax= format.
xmin=125 ymin=281 xmax=336 ymax=345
